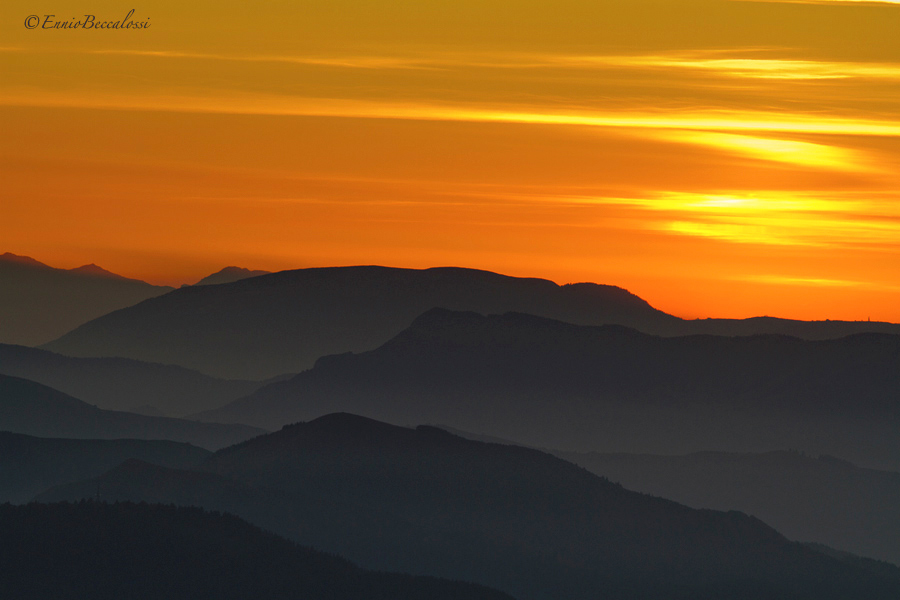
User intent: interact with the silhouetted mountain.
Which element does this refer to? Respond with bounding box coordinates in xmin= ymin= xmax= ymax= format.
xmin=66 ymin=263 xmax=129 ymax=279
xmin=0 ymin=374 xmax=264 ymax=450
xmin=555 ymin=449 xmax=900 ymax=566
xmin=0 ymin=344 xmax=263 ymax=416
xmin=197 ymin=309 xmax=900 ymax=470
xmin=194 ymin=266 xmax=271 ymax=286
xmin=38 ymin=413 xmax=900 ymax=600
xmin=42 ymin=265 xmax=900 ymax=379
xmin=684 ymin=315 xmax=900 ymax=339
xmin=43 ymin=266 xmax=679 ymax=379
xmin=0 ymin=432 xmax=209 ymax=503
xmin=0 ymin=252 xmax=173 ymax=346
xmin=0 ymin=502 xmax=512 ymax=600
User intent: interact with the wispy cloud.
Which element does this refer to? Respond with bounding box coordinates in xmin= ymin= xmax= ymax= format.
xmin=572 ymin=192 xmax=900 ymax=248
xmin=737 ymin=275 xmax=865 ymax=287
xmin=578 ymin=54 xmax=900 ymax=81
xmin=82 ymin=49 xmax=436 ymax=70
xmin=3 ymin=90 xmax=900 ymax=138
xmin=645 ymin=130 xmax=873 ymax=171
xmin=8 ymin=46 xmax=900 ymax=83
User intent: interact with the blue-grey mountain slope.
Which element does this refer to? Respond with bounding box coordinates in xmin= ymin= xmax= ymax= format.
xmin=195 ymin=309 xmax=900 ymax=470
xmin=558 ymin=449 xmax=900 ymax=566
xmin=0 ymin=343 xmax=262 ymax=416
xmin=37 ymin=413 xmax=900 ymax=600
xmin=0 ymin=373 xmax=264 ymax=450
xmin=0 ymin=502 xmax=512 ymax=600
xmin=0 ymin=431 xmax=209 ymax=503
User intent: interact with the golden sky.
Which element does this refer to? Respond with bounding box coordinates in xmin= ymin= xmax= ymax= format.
xmin=2 ymin=0 xmax=900 ymax=320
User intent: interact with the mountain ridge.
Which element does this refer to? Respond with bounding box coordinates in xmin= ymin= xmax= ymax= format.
xmin=0 ymin=431 xmax=210 ymax=503
xmin=194 ymin=308 xmax=900 ymax=470
xmin=557 ymin=448 xmax=900 ymax=566
xmin=0 ymin=373 xmax=264 ymax=450
xmin=43 ymin=265 xmax=677 ymax=379
xmin=0 ymin=252 xmax=173 ymax=346
xmin=0 ymin=501 xmax=512 ymax=600
xmin=42 ymin=264 xmax=900 ymax=380
xmin=0 ymin=343 xmax=263 ymax=416
xmin=37 ymin=412 xmax=900 ymax=600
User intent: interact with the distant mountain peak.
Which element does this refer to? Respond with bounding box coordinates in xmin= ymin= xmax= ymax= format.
xmin=0 ymin=252 xmax=51 ymax=269
xmin=68 ymin=263 xmax=130 ymax=280
xmin=194 ymin=266 xmax=272 ymax=286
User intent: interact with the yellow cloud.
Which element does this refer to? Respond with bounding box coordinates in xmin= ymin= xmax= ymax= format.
xmin=647 ymin=131 xmax=871 ymax=171
xmin=573 ymin=192 xmax=900 ymax=248
xmin=3 ymin=89 xmax=900 ymax=139
xmin=580 ymin=54 xmax=900 ymax=80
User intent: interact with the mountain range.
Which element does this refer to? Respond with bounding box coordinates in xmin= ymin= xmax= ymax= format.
xmin=0 ymin=343 xmax=263 ymax=416
xmin=558 ymin=449 xmax=900 ymax=566
xmin=44 ymin=265 xmax=675 ymax=379
xmin=35 ymin=412 xmax=900 ymax=600
xmin=0 ymin=502 xmax=512 ymax=600
xmin=194 ymin=308 xmax=900 ymax=470
xmin=0 ymin=252 xmax=173 ymax=346
xmin=0 ymin=373 xmax=264 ymax=450
xmin=7 ymin=255 xmax=900 ymax=597
xmin=40 ymin=265 xmax=900 ymax=380
xmin=0 ymin=431 xmax=209 ymax=503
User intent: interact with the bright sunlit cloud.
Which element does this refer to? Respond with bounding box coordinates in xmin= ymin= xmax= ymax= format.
xmin=573 ymin=192 xmax=900 ymax=248
xmin=582 ymin=55 xmax=900 ymax=80
xmin=646 ymin=131 xmax=871 ymax=171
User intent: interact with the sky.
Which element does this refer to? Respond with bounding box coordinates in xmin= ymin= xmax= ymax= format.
xmin=2 ymin=0 xmax=900 ymax=320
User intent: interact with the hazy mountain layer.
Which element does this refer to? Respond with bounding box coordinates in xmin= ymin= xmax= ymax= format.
xmin=0 ymin=252 xmax=172 ymax=346
xmin=43 ymin=265 xmax=900 ymax=379
xmin=43 ymin=266 xmax=681 ymax=379
xmin=560 ymin=450 xmax=900 ymax=565
xmin=0 ymin=432 xmax=209 ymax=503
xmin=0 ymin=374 xmax=264 ymax=450
xmin=0 ymin=502 xmax=512 ymax=600
xmin=0 ymin=344 xmax=263 ymax=416
xmin=38 ymin=413 xmax=900 ymax=600
xmin=196 ymin=309 xmax=900 ymax=470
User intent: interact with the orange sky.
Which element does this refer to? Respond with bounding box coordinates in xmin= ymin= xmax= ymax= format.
xmin=2 ymin=0 xmax=900 ymax=320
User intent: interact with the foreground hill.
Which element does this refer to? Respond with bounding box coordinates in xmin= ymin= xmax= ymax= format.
xmin=0 ymin=432 xmax=209 ymax=503
xmin=0 ymin=374 xmax=264 ymax=450
xmin=557 ymin=450 xmax=900 ymax=566
xmin=43 ymin=265 xmax=900 ymax=379
xmin=196 ymin=309 xmax=900 ymax=470
xmin=0 ymin=502 xmax=511 ymax=600
xmin=38 ymin=413 xmax=900 ymax=600
xmin=0 ymin=252 xmax=172 ymax=346
xmin=42 ymin=266 xmax=682 ymax=379
xmin=0 ymin=344 xmax=262 ymax=416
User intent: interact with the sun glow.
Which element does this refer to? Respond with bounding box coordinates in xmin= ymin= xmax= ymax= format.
xmin=2 ymin=0 xmax=900 ymax=320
